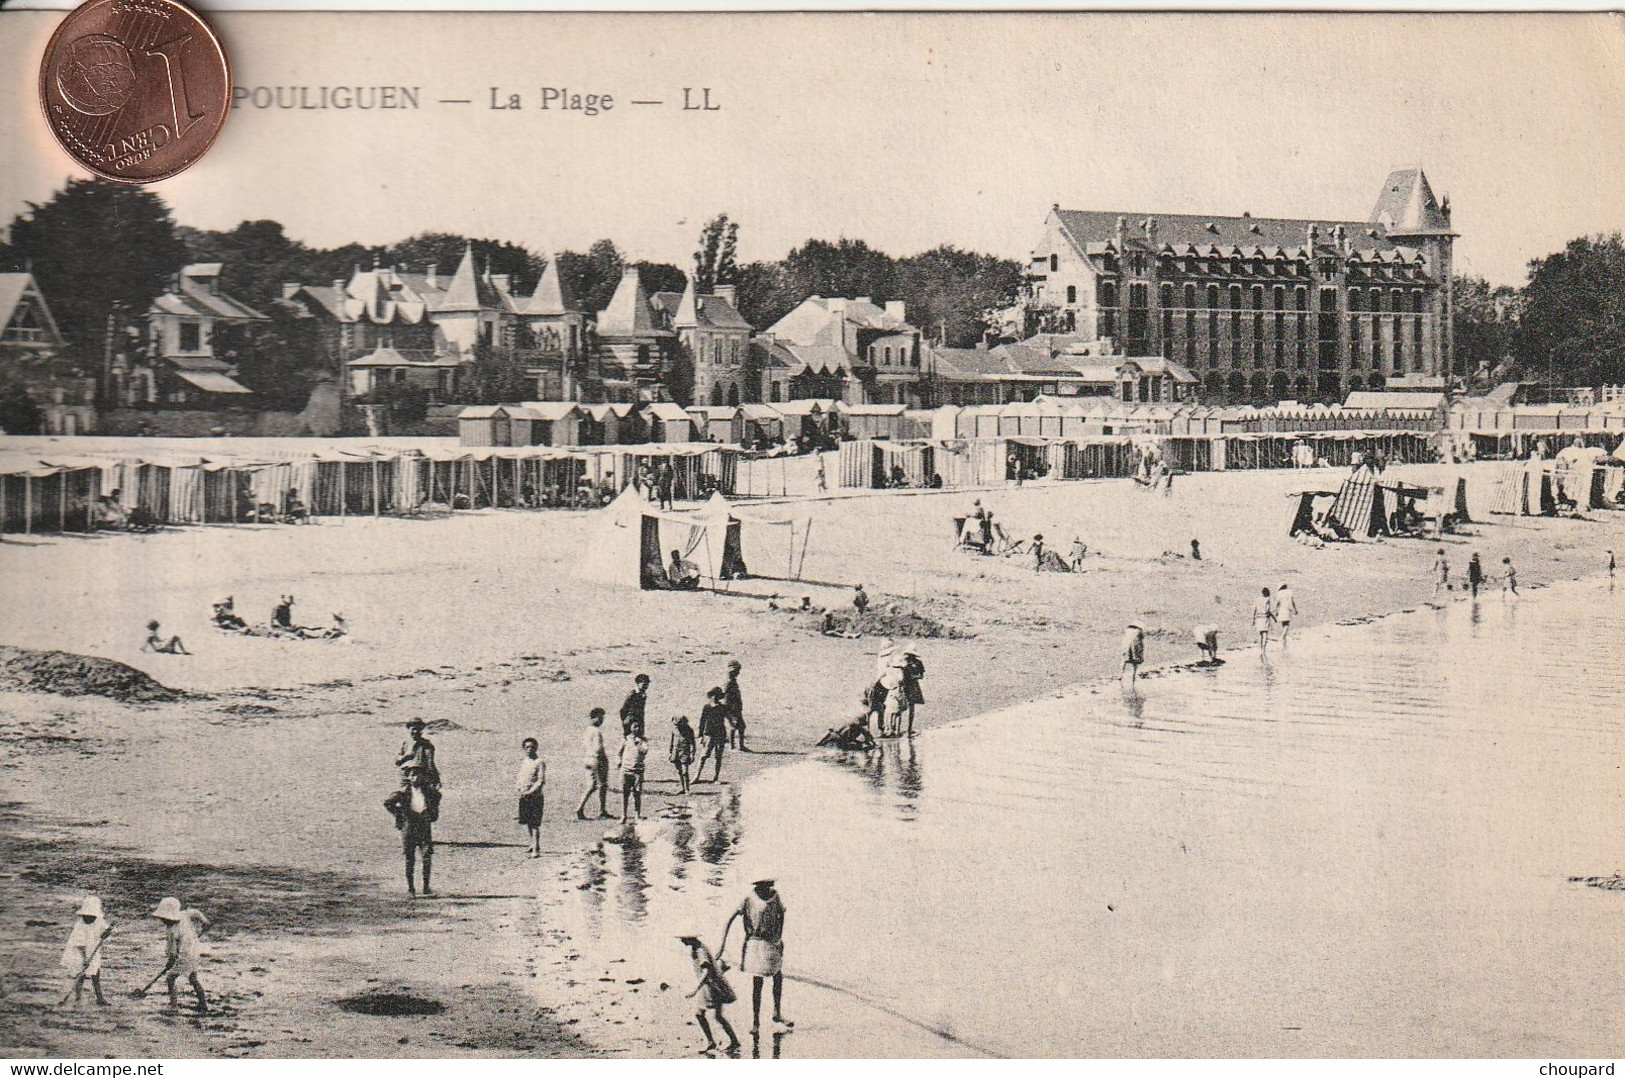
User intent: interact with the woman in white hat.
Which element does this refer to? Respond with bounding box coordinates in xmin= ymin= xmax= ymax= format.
xmin=60 ymin=895 xmax=112 ymax=1006
xmin=149 ymin=896 xmax=210 ymax=1013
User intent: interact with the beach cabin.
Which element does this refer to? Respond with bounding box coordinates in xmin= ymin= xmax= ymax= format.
xmin=645 ymin=402 xmax=694 ymax=443
xmin=738 ymin=404 xmax=785 ymax=446
xmin=512 ymin=401 xmax=582 ymax=447
xmin=773 ymin=399 xmax=832 ymax=444
xmin=458 ymin=405 xmax=514 ymax=447
xmin=687 ymin=405 xmax=744 ymax=444
xmin=835 ymin=402 xmax=907 ymax=441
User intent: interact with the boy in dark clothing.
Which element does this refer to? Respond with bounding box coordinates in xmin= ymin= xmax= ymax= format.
xmin=724 ymin=661 xmax=747 ymax=751
xmin=621 ymin=674 xmax=650 ymax=737
xmin=385 ymin=763 xmax=439 ymax=896
xmin=697 ymin=687 xmax=730 ymax=783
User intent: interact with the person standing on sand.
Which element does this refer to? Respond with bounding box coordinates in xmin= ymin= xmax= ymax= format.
xmin=1468 ymin=552 xmax=1485 ymax=598
xmin=1502 ymin=556 xmax=1519 ymax=597
xmin=670 ymin=715 xmax=697 ymax=793
xmin=697 ymin=687 xmax=730 ymax=782
xmin=719 ymin=879 xmax=794 ymax=1036
xmin=617 ymin=729 xmax=648 ymax=822
xmin=815 ymin=457 xmax=827 ymax=493
xmin=516 ymin=738 xmax=546 ymax=858
xmin=1121 ymin=624 xmax=1145 ymax=686
xmin=1070 ymin=537 xmax=1088 ymax=572
xmin=1190 ymin=538 xmax=1202 ymax=562
xmin=577 ymin=708 xmax=612 ymax=820
xmin=1432 ymin=549 xmax=1451 ymax=597
xmin=681 ymin=935 xmax=740 ymax=1054
xmin=1609 ymin=550 xmax=1616 ymax=581
xmin=901 ymin=644 xmax=926 ymax=737
xmin=1273 ymin=584 xmax=1299 ymax=644
xmin=146 ymin=897 xmax=209 ymax=1013
xmin=852 ymin=583 xmax=870 ymax=617
xmin=1252 ymin=588 xmax=1275 ymax=653
xmin=621 ymin=674 xmax=650 ymax=738
xmin=657 ymin=461 xmax=676 ymax=511
xmin=60 ymin=896 xmax=112 ymax=1007
xmin=724 ymin=661 xmax=748 ymax=752
xmin=386 ymin=762 xmax=437 ymax=896
xmin=1031 ymin=534 xmax=1046 ymax=574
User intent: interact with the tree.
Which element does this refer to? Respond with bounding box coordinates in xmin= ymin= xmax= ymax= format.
xmin=693 ymin=213 xmax=739 ymax=294
xmin=0 ymin=381 xmax=44 ymax=435
xmin=1514 ymin=232 xmax=1625 ymax=388
xmin=734 ymin=260 xmax=797 ymax=330
xmin=4 ymin=179 xmax=187 ymax=357
xmin=181 ymin=219 xmax=311 ymax=312
xmin=894 ymin=245 xmax=1024 ymax=347
xmin=636 ymin=261 xmax=688 ymax=297
xmin=781 ymin=238 xmax=897 ymax=305
xmin=556 ymin=239 xmax=625 ymax=316
xmin=384 ymin=233 xmax=542 ymax=296
xmin=1452 ymin=275 xmax=1520 ymax=390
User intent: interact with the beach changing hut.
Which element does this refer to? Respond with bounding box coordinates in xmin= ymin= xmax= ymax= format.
xmin=576 ymin=486 xmax=721 ymax=590
xmin=835 ymin=402 xmax=907 ymax=441
xmin=738 ymin=404 xmax=785 ymax=446
xmin=688 ymin=405 xmax=745 ymax=444
xmin=645 ymin=402 xmax=694 ymax=443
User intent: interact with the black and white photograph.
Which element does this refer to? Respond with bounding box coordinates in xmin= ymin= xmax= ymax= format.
xmin=1 ymin=7 xmax=1624 ymax=1063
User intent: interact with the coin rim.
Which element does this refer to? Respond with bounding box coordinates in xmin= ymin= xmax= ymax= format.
xmin=37 ymin=0 xmax=232 ymax=186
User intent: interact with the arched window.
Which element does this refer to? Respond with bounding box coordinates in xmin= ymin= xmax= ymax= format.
xmin=1099 ymin=281 xmax=1117 ymax=308
xmin=1228 ymin=285 xmax=1242 ymax=310
xmin=1206 ymin=285 xmax=1219 ymax=310
xmin=883 ymin=346 xmax=892 ymax=364
xmin=710 ymin=383 xmax=724 ymax=406
xmin=1411 ymin=289 xmax=1425 ymax=314
xmin=1390 ymin=288 xmax=1403 ymax=312
xmin=1348 ymin=289 xmax=1363 ymax=312
xmin=1250 ymin=285 xmax=1264 ymax=311
xmin=728 ymin=384 xmax=739 ymax=406
xmin=1184 ymin=284 xmax=1197 ymax=309
xmin=1273 ymin=286 xmax=1285 ymax=311
xmin=1160 ymin=284 xmax=1174 ymax=309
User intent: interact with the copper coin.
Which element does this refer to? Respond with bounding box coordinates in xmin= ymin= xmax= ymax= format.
xmin=38 ymin=0 xmax=230 ymax=184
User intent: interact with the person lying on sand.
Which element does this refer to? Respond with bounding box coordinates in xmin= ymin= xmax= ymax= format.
xmin=818 ymin=714 xmax=877 ymax=751
xmin=142 ymin=621 xmax=189 ymax=655
xmin=819 ymin=612 xmax=861 ymax=638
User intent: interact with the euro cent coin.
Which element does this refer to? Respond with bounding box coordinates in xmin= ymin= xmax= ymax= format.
xmin=39 ymin=0 xmax=230 ymax=184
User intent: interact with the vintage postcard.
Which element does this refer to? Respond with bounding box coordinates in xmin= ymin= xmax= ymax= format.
xmin=2 ymin=9 xmax=1624 ymax=1064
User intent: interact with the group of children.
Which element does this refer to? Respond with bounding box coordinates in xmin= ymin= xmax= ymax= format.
xmin=1431 ymin=549 xmax=1520 ymax=599
xmin=58 ymin=894 xmax=211 ymax=1014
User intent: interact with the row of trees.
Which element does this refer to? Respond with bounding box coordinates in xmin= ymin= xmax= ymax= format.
xmin=3 ymin=180 xmax=1623 ymax=415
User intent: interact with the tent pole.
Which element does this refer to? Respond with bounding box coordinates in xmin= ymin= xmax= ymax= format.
xmin=59 ymin=473 xmax=67 ymax=533
xmin=796 ymin=520 xmax=811 ymax=580
xmin=340 ymin=462 xmax=348 ymax=518
xmin=373 ymin=459 xmax=380 ymax=516
xmin=24 ymin=474 xmax=32 ymax=534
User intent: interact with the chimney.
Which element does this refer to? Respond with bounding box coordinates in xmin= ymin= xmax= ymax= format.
xmin=713 ymin=284 xmax=738 ymax=306
xmin=332 ymin=278 xmax=345 ymax=298
xmin=1114 ymin=215 xmax=1126 ymax=249
xmin=1144 ymin=217 xmax=1157 ymax=246
xmin=1306 ymin=223 xmax=1319 ymax=249
xmin=885 ymin=300 xmax=906 ymax=322
xmin=491 ymin=273 xmax=512 ymax=293
xmin=426 ymin=263 xmax=438 ymax=289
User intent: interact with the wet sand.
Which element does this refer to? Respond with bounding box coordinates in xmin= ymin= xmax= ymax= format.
xmin=3 ymin=461 xmax=1624 ymax=1057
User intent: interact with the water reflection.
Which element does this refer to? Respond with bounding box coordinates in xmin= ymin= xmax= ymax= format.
xmin=533 ymin=580 xmax=1625 ymax=1058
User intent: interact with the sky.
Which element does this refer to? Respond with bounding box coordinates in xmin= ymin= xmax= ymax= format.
xmin=3 ymin=12 xmax=1623 ymax=287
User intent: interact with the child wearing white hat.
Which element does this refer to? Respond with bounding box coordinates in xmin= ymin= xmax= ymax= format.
xmin=60 ymin=895 xmax=113 ymax=1006
xmin=149 ymin=896 xmax=210 ymax=1013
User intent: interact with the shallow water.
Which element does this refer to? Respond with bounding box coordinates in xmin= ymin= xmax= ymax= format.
xmin=526 ymin=580 xmax=1625 ymax=1057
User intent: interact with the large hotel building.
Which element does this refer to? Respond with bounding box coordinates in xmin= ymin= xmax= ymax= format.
xmin=1025 ymin=169 xmax=1456 ymax=404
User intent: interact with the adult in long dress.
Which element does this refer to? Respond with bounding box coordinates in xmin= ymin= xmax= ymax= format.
xmin=720 ymin=879 xmax=794 ymax=1035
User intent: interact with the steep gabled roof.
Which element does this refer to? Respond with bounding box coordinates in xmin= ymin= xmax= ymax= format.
xmin=1054 ymin=210 xmax=1403 ymax=257
xmin=437 ymin=244 xmax=506 ymax=313
xmin=524 ymin=255 xmax=573 ymax=316
xmin=0 ymin=272 xmax=64 ymax=345
xmin=597 ymin=268 xmax=667 ymax=337
xmin=1369 ymin=168 xmax=1454 ymax=236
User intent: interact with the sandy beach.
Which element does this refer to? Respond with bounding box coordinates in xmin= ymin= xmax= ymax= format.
xmin=3 ymin=459 xmax=1623 ymax=1058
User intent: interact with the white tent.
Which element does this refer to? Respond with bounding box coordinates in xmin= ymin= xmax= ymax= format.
xmin=700 ymin=491 xmax=813 ymax=582
xmin=576 ymin=486 xmax=717 ymax=590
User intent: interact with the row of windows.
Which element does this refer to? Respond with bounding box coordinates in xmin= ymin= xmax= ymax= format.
xmin=1078 ymin=282 xmax=1430 ymax=314
xmin=696 ymin=334 xmax=745 ymax=368
xmin=867 ymin=343 xmax=920 ymax=367
xmin=1047 ymin=248 xmax=1427 ymax=284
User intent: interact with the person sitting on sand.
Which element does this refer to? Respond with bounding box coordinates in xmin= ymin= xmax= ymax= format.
xmin=271 ymin=595 xmax=296 ymax=632
xmin=143 ymin=620 xmax=189 ymax=655
xmin=97 ymin=491 xmax=127 ymax=530
xmin=820 ymin=611 xmax=860 ymax=639
xmin=211 ymin=597 xmax=248 ymax=632
xmin=818 ymin=713 xmax=877 ymax=751
xmin=1193 ymin=624 xmax=1221 ymax=665
xmin=283 ymin=487 xmax=310 ymax=524
xmin=667 ymin=549 xmax=702 ymax=591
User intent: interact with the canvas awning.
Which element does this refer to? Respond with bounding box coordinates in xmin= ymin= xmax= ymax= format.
xmin=176 ymin=371 xmax=252 ymax=394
